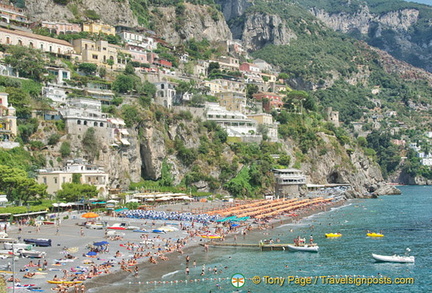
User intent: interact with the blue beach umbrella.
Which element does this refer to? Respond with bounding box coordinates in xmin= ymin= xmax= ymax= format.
xmin=86 ymin=251 xmax=97 ymax=256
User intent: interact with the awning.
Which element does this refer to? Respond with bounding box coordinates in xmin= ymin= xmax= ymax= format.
xmin=119 ymin=129 xmax=129 ymax=135
xmin=120 ymin=139 xmax=130 ymax=145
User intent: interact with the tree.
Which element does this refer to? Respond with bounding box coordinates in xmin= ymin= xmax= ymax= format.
xmin=60 ymin=141 xmax=71 ymax=158
xmin=82 ymin=128 xmax=99 ymax=161
xmin=137 ymin=81 xmax=156 ymax=107
xmin=0 ymin=165 xmax=46 ymax=204
xmin=208 ymin=62 xmax=220 ymax=75
xmin=78 ymin=63 xmax=98 ymax=75
xmin=4 ymin=46 xmax=46 ymax=81
xmin=125 ymin=63 xmax=135 ymax=75
xmin=5 ymin=87 xmax=31 ymax=118
xmin=57 ymin=183 xmax=98 ymax=202
xmin=112 ymin=74 xmax=137 ymax=93
xmin=246 ymin=84 xmax=259 ymax=99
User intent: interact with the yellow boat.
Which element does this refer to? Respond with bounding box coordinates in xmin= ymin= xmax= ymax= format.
xmin=325 ymin=233 xmax=342 ymax=238
xmin=366 ymin=232 xmax=384 ymax=237
xmin=47 ymin=280 xmax=83 ymax=284
xmin=199 ymin=234 xmax=222 ymax=239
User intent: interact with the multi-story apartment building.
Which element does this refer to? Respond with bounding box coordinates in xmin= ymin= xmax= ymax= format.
xmin=0 ymin=27 xmax=74 ymax=56
xmin=72 ymin=39 xmax=118 ymax=67
xmin=215 ymin=91 xmax=246 ymax=113
xmin=0 ymin=92 xmax=17 ymax=149
xmin=37 ymin=160 xmax=110 ymax=197
xmin=41 ymin=21 xmax=82 ymax=35
xmin=82 ymin=22 xmax=115 ymax=36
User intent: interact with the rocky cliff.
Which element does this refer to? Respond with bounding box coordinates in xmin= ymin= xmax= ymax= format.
xmin=309 ymin=6 xmax=432 ymax=72
xmin=230 ymin=12 xmax=297 ymax=51
xmin=25 ymin=0 xmax=138 ymax=27
xmin=149 ymin=3 xmax=232 ymax=45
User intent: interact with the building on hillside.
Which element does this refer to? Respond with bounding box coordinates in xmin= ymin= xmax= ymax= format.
xmin=202 ymin=79 xmax=245 ymax=95
xmin=0 ymin=2 xmax=29 ymax=25
xmin=209 ymin=56 xmax=240 ymax=71
xmin=154 ymin=81 xmax=176 ymax=108
xmin=247 ymin=113 xmax=279 ymax=142
xmin=0 ymin=92 xmax=18 ymax=149
xmin=325 ymin=107 xmax=340 ymax=127
xmin=37 ymin=160 xmax=109 ymax=197
xmin=59 ymin=97 xmax=130 ymax=147
xmin=0 ymin=63 xmax=18 ymax=78
xmin=83 ymin=22 xmax=115 ymax=35
xmin=273 ymin=168 xmax=306 ymax=198
xmin=41 ymin=21 xmax=82 ymax=35
xmin=153 ymin=59 xmax=172 ymax=68
xmin=252 ymin=92 xmax=284 ymax=112
xmin=253 ymin=59 xmax=273 ymax=72
xmin=193 ymin=60 xmax=208 ymax=77
xmin=0 ymin=27 xmax=74 ymax=56
xmin=46 ymin=66 xmax=71 ymax=84
xmin=85 ymin=82 xmax=115 ymax=103
xmin=42 ymin=86 xmax=69 ymax=105
xmin=239 ymin=62 xmax=260 ymax=73
xmin=215 ymin=91 xmax=246 ymax=113
xmin=119 ymin=31 xmax=157 ymax=51
xmin=205 ymin=103 xmax=261 ymax=143
xmin=72 ymin=39 xmax=118 ymax=68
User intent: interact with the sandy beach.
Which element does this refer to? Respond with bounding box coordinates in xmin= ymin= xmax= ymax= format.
xmin=1 ymin=198 xmax=345 ymax=293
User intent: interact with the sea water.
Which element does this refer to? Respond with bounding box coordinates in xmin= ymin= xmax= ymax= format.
xmin=102 ymin=186 xmax=432 ymax=293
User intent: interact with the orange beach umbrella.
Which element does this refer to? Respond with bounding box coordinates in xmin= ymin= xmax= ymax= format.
xmin=81 ymin=212 xmax=99 ymax=218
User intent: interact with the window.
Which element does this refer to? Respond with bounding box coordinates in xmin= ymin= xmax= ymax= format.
xmin=6 ymin=37 xmax=10 ymax=44
xmin=18 ymin=40 xmax=22 ymax=46
xmin=54 ymin=178 xmax=57 ymax=184
xmin=29 ymin=42 xmax=33 ymax=48
xmin=49 ymin=46 xmax=52 ymax=52
xmin=92 ymin=54 xmax=98 ymax=59
xmin=43 ymin=177 xmax=47 ymax=184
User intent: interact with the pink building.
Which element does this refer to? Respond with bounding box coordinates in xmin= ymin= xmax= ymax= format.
xmin=239 ymin=62 xmax=260 ymax=73
xmin=41 ymin=21 xmax=82 ymax=35
xmin=253 ymin=92 xmax=284 ymax=112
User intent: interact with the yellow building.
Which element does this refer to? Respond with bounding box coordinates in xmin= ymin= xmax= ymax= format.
xmin=215 ymin=91 xmax=246 ymax=113
xmin=83 ymin=23 xmax=115 ymax=36
xmin=72 ymin=39 xmax=118 ymax=67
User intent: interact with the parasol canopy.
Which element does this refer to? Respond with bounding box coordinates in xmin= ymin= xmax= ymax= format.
xmin=86 ymin=251 xmax=97 ymax=256
xmin=81 ymin=212 xmax=99 ymax=218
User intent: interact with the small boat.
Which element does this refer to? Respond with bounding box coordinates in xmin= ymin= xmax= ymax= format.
xmin=287 ymin=244 xmax=319 ymax=252
xmin=325 ymin=233 xmax=342 ymax=238
xmin=152 ymin=229 xmax=166 ymax=234
xmin=367 ymin=232 xmax=384 ymax=237
xmin=86 ymin=222 xmax=104 ymax=229
xmin=23 ymin=238 xmax=52 ymax=247
xmin=372 ymin=253 xmax=415 ymax=263
xmin=132 ymin=229 xmax=148 ymax=233
xmin=107 ymin=223 xmax=126 ymax=230
xmin=4 ymin=242 xmax=34 ymax=250
xmin=20 ymin=250 xmax=46 ymax=258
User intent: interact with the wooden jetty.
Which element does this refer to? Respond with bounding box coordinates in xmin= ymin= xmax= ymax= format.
xmin=207 ymin=241 xmax=290 ymax=251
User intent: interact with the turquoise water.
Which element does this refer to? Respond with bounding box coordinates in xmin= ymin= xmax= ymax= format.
xmin=110 ymin=186 xmax=432 ymax=293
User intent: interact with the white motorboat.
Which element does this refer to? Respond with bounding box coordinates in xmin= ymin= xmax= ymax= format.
xmin=372 ymin=253 xmax=415 ymax=263
xmin=4 ymin=242 xmax=33 ymax=251
xmin=287 ymin=244 xmax=319 ymax=252
xmin=20 ymin=250 xmax=46 ymax=258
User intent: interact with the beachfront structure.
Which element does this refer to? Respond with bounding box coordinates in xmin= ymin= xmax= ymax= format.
xmin=215 ymin=91 xmax=246 ymax=113
xmin=37 ymin=160 xmax=109 ymax=197
xmin=0 ymin=27 xmax=74 ymax=56
xmin=41 ymin=21 xmax=82 ymax=35
xmin=0 ymin=92 xmax=18 ymax=149
xmin=273 ymin=168 xmax=307 ymax=198
xmin=205 ymin=103 xmax=261 ymax=142
xmin=83 ymin=22 xmax=115 ymax=36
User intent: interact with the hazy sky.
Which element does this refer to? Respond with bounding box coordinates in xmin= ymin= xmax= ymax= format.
xmin=404 ymin=0 xmax=432 ymax=5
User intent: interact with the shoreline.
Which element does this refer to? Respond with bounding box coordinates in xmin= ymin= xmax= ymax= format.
xmin=84 ymin=199 xmax=347 ymax=293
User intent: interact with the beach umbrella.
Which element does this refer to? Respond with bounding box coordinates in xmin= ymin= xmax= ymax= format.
xmin=81 ymin=212 xmax=99 ymax=218
xmin=86 ymin=251 xmax=97 ymax=256
xmin=93 ymin=242 xmax=107 ymax=246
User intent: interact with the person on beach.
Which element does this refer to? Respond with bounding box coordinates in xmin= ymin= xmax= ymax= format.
xmin=185 ymin=266 xmax=190 ymax=275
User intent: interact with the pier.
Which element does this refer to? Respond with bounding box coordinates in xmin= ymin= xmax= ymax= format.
xmin=207 ymin=241 xmax=290 ymax=251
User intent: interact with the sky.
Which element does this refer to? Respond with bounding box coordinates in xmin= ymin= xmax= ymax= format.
xmin=404 ymin=0 xmax=432 ymax=5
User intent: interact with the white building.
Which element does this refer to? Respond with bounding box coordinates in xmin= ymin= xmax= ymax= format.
xmin=119 ymin=31 xmax=157 ymax=51
xmin=37 ymin=160 xmax=109 ymax=197
xmin=273 ymin=168 xmax=306 ymax=198
xmin=154 ymin=81 xmax=176 ymax=108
